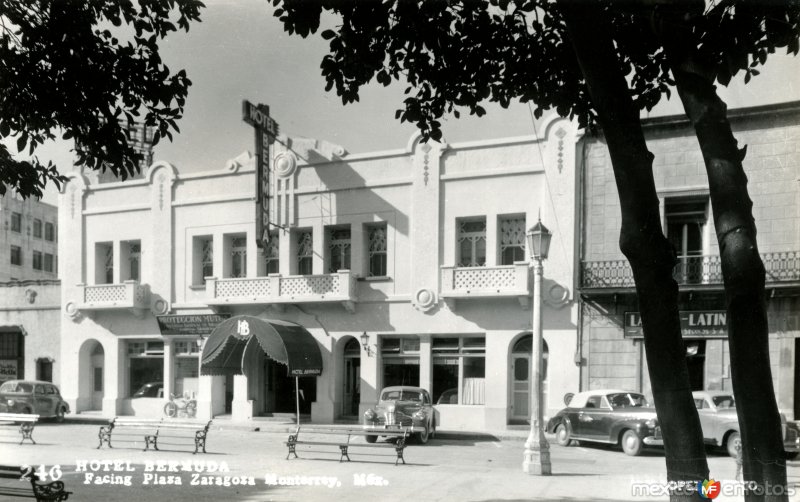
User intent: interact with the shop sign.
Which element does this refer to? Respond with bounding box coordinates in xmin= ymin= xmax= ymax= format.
xmin=0 ymin=360 xmax=18 ymax=383
xmin=624 ymin=310 xmax=728 ymax=339
xmin=156 ymin=314 xmax=230 ymax=336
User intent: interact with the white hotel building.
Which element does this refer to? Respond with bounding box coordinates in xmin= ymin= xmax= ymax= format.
xmin=58 ymin=115 xmax=580 ymax=431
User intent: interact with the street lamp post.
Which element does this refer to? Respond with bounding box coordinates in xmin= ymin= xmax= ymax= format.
xmin=523 ymin=218 xmax=552 ymax=475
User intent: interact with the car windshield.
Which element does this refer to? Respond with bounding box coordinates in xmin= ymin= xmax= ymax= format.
xmin=712 ymin=395 xmax=735 ymax=409
xmin=607 ymin=392 xmax=649 ymax=409
xmin=0 ymin=382 xmax=32 ymax=393
xmin=382 ymin=390 xmax=422 ymax=402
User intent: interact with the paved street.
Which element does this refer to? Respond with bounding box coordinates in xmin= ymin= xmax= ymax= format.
xmin=1 ymin=422 xmax=798 ymax=501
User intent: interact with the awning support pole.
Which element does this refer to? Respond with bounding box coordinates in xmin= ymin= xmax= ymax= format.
xmin=295 ymin=377 xmax=300 ymax=426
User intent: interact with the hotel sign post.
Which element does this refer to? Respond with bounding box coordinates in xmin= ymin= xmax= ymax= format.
xmin=242 ymin=100 xmax=280 ymax=249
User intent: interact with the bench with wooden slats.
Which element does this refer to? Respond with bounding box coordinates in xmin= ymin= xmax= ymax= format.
xmin=98 ymin=417 xmax=212 ymax=454
xmin=0 ymin=413 xmax=39 ymax=445
xmin=285 ymin=426 xmax=412 ymax=465
xmin=0 ymin=464 xmax=70 ymax=501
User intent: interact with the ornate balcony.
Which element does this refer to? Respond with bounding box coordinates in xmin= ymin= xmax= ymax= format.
xmin=70 ymin=280 xmax=150 ymax=318
xmin=205 ymin=270 xmax=358 ymax=313
xmin=581 ymin=251 xmax=800 ymax=290
xmin=440 ymin=262 xmax=531 ymax=308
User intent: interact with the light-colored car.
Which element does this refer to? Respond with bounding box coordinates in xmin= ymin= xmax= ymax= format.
xmin=363 ymin=386 xmax=435 ymax=444
xmin=546 ymin=389 xmax=662 ymax=456
xmin=693 ymin=390 xmax=800 ymax=458
xmin=0 ymin=379 xmax=70 ymax=422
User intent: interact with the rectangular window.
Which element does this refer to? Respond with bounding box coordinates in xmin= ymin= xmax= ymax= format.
xmin=366 ymin=223 xmax=388 ymax=277
xmin=10 ymin=212 xmax=21 ymax=233
xmin=297 ymin=230 xmax=313 ymax=275
xmin=457 ymin=217 xmax=486 ymax=267
xmin=432 ymin=336 xmax=486 ymax=405
xmin=327 ymin=226 xmax=351 ymax=272
xmin=665 ymin=197 xmax=707 ymax=284
xmin=127 ymin=242 xmax=141 ymax=281
xmin=230 ymin=237 xmax=247 ymax=278
xmin=10 ymin=245 xmax=21 ymax=266
xmin=32 ymin=251 xmax=42 ymax=270
xmin=381 ymin=337 xmax=420 ymax=387
xmin=44 ymin=254 xmax=54 ymax=273
xmin=264 ymin=231 xmax=279 ymax=274
xmin=94 ymin=243 xmax=114 ymax=284
xmin=37 ymin=360 xmax=53 ymax=382
xmin=192 ymin=236 xmax=213 ymax=285
xmin=33 ymin=219 xmax=42 ymax=238
xmin=45 ymin=222 xmax=55 ymax=241
xmin=128 ymin=340 xmax=164 ymax=396
xmin=499 ymin=215 xmax=527 ymax=265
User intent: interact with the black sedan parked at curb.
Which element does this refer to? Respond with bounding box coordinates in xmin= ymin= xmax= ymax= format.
xmin=546 ymin=389 xmax=662 ymax=456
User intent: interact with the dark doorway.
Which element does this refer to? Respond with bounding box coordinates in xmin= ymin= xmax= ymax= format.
xmin=794 ymin=338 xmax=799 ymax=420
xmin=685 ymin=340 xmax=707 ymax=390
xmin=267 ymin=358 xmax=316 ymax=414
xmin=225 ymin=374 xmax=233 ymax=414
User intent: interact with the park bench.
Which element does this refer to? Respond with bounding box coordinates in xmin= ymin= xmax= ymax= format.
xmin=0 ymin=464 xmax=71 ymax=501
xmin=98 ymin=417 xmax=212 ymax=454
xmin=0 ymin=413 xmax=39 ymax=444
xmin=285 ymin=426 xmax=412 ymax=465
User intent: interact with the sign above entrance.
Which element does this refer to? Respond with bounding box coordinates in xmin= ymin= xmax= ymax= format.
xmin=156 ymin=314 xmax=231 ymax=336
xmin=624 ymin=311 xmax=727 ymax=339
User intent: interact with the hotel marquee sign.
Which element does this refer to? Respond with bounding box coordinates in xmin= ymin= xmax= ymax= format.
xmin=624 ymin=310 xmax=728 ymax=339
xmin=242 ymin=100 xmax=279 ymax=249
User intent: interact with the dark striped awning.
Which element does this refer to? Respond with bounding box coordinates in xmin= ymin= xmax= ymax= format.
xmin=200 ymin=316 xmax=322 ymax=377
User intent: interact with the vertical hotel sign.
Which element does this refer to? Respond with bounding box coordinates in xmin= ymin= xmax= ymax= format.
xmin=242 ymin=100 xmax=279 ymax=248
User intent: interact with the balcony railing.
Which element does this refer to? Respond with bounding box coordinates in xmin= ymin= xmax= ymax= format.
xmin=206 ymin=270 xmax=357 ymax=313
xmin=440 ymin=262 xmax=531 ymax=308
xmin=581 ymin=251 xmax=800 ymax=289
xmin=75 ymin=280 xmax=150 ymax=315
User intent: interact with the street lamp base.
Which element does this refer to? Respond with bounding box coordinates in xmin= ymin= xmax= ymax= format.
xmin=522 ymin=449 xmax=552 ymax=475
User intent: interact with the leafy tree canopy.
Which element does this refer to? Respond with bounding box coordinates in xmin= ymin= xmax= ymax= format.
xmin=0 ymin=0 xmax=204 ymax=199
xmin=272 ymin=0 xmax=799 ymax=141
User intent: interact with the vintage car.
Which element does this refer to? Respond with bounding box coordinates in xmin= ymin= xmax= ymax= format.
xmin=132 ymin=381 xmax=164 ymax=398
xmin=0 ymin=379 xmax=70 ymax=422
xmin=363 ymin=386 xmax=435 ymax=444
xmin=693 ymin=390 xmax=800 ymax=459
xmin=546 ymin=389 xmax=662 ymax=456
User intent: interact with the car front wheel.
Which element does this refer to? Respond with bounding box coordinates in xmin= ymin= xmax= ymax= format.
xmin=726 ymin=432 xmax=741 ymax=458
xmin=555 ymin=423 xmax=571 ymax=447
xmin=621 ymin=429 xmax=643 ymax=456
xmin=416 ymin=426 xmax=430 ymax=444
xmin=365 ymin=435 xmax=378 ymax=444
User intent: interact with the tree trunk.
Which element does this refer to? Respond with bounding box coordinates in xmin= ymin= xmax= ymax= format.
xmin=658 ymin=11 xmax=788 ymax=501
xmin=558 ymin=1 xmax=709 ymax=497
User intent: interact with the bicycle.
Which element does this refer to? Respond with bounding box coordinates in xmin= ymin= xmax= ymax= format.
xmin=163 ymin=393 xmax=197 ymax=418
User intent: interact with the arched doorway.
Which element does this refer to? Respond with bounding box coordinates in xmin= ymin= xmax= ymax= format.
xmin=77 ymin=339 xmax=104 ymax=413
xmin=342 ymin=338 xmax=361 ymax=417
xmin=510 ymin=334 xmax=549 ymax=422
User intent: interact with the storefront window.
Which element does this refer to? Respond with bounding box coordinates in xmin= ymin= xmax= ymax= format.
xmin=174 ymin=341 xmax=199 ymax=397
xmin=128 ymin=341 xmax=163 ymax=396
xmin=432 ymin=336 xmax=486 ymax=405
xmin=381 ymin=337 xmax=420 ymax=387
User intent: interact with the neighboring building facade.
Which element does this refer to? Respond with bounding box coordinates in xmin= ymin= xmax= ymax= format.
xmin=0 ymin=186 xmax=61 ymax=386
xmin=1 ymin=187 xmax=59 ymax=281
xmin=0 ymin=280 xmax=61 ymax=385
xmin=58 ymin=115 xmax=581 ymax=429
xmin=577 ymin=102 xmax=800 ymax=419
